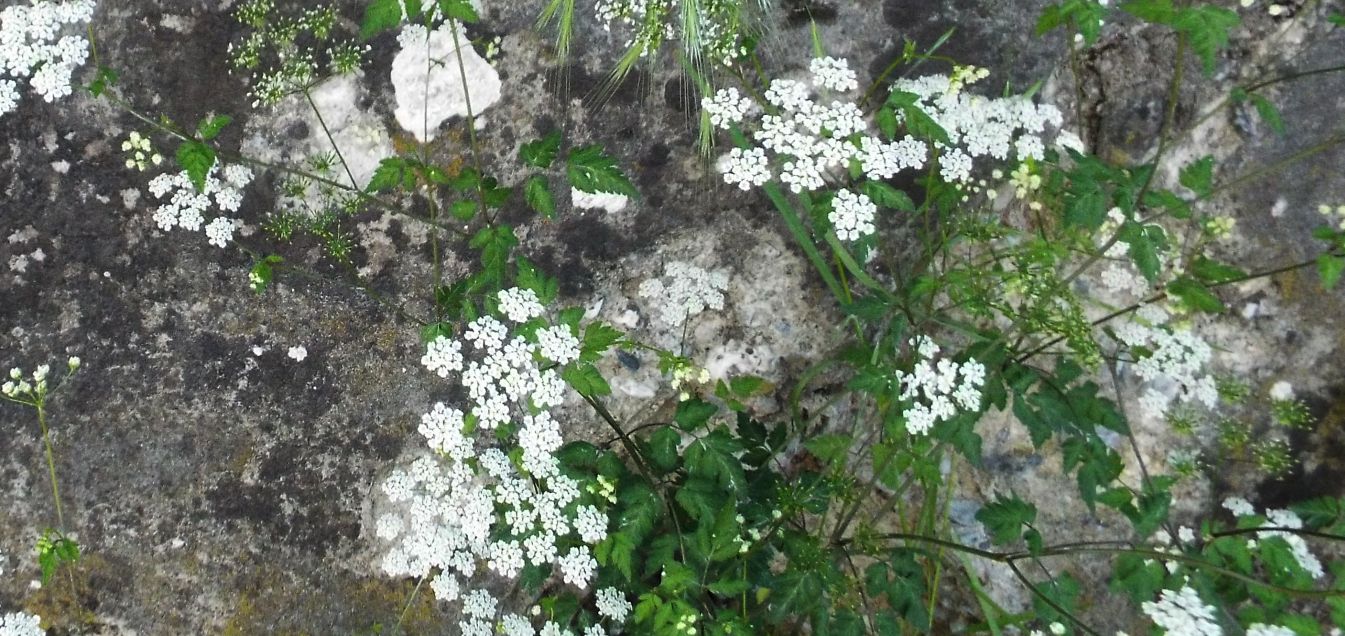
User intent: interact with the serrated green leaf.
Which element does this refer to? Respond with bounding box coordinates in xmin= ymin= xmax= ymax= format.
xmin=580 ymin=322 xmax=623 ymax=362
xmin=524 ymin=174 xmax=555 ymax=218
xmin=560 ymin=362 xmax=610 ymax=397
xmin=684 ymin=428 xmax=745 ymax=491
xmin=361 ymin=0 xmax=404 ymax=39
xmin=438 ymin=0 xmax=480 ymax=22
xmin=514 ymin=256 xmax=558 ymax=305
xmin=1167 ymin=276 xmax=1225 ymax=313
xmin=1190 ymin=256 xmax=1247 ymax=283
xmin=451 ymin=199 xmax=477 ymax=221
xmin=1249 ymin=93 xmax=1286 ymax=136
xmin=1179 ymin=155 xmax=1215 ymax=198
xmin=674 ymin=398 xmax=718 ymax=431
xmin=521 ymin=131 xmax=562 ymax=168
xmin=366 ymin=157 xmax=409 ymax=194
xmin=197 ymin=114 xmax=232 ymax=141
xmin=803 ymin=434 xmax=852 ymax=467
xmin=175 ymin=141 xmax=215 ymax=193
xmin=861 ymin=181 xmax=915 ymax=211
xmin=976 ymin=494 xmax=1037 ymax=545
xmin=566 ymin=144 xmax=637 ymax=197
xmin=1318 ymin=254 xmax=1345 ymax=289
xmin=87 ymin=66 xmax=118 ymax=98
xmin=1173 ymin=5 xmax=1239 ymax=75
xmin=647 ymin=426 xmax=681 ymax=473
xmin=1120 ymin=221 xmax=1167 ymax=283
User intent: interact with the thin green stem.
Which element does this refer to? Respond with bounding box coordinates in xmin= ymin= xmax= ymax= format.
xmin=36 ymin=404 xmax=67 ymax=532
xmin=302 ymin=88 xmax=360 ymax=190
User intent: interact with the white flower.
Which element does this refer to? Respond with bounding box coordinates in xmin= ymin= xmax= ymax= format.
xmin=498 ymin=287 xmax=545 ymax=323
xmin=204 ymin=217 xmax=236 ymax=247
xmin=0 ymin=610 xmax=44 ymax=636
xmin=1269 ymin=381 xmax=1294 ymax=401
xmin=720 ymin=146 xmax=771 ymax=191
xmin=573 ymin=505 xmax=608 ymax=544
xmin=764 ymin=79 xmax=811 ymax=112
xmin=374 ymin=513 xmax=403 ymax=540
xmin=530 ymin=324 xmax=576 ymax=365
xmin=1247 ymin=624 xmax=1296 ymax=636
xmin=595 ymin=587 xmax=632 ymax=623
xmin=638 ymin=261 xmax=728 ymax=324
xmin=810 ymin=57 xmax=858 ymax=92
xmin=829 ymin=189 xmax=877 ymax=241
xmin=462 ymin=589 xmax=498 ymax=618
xmin=703 ymin=87 xmax=752 ymax=128
xmin=1140 ymin=586 xmax=1220 ymax=636
xmin=421 ymin=336 xmax=464 ymax=378
xmin=430 ymin=572 xmax=460 ymax=602
xmin=895 ymin=336 xmax=985 ymax=435
xmin=558 ymin=546 xmax=597 ymax=588
xmin=287 ymin=345 xmax=307 ymax=362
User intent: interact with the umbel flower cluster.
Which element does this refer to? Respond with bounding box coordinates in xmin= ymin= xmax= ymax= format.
xmin=637 ymin=260 xmax=728 ymax=325
xmin=147 ymin=163 xmax=254 ymax=248
xmin=706 ymin=56 xmax=1065 ymax=198
xmin=1141 ymin=586 xmax=1222 ymax=636
xmin=1223 ymin=496 xmax=1325 ymax=578
xmin=377 ymin=288 xmax=630 ymax=635
xmin=0 ymin=611 xmax=43 ymax=636
xmin=594 ymin=0 xmax=750 ymax=65
xmin=1110 ymin=303 xmax=1217 ymax=419
xmin=894 ymin=336 xmax=986 ymax=435
xmin=0 ymin=0 xmax=95 ymax=116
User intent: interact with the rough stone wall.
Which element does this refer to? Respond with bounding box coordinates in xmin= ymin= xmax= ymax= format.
xmin=0 ymin=0 xmax=1342 ymax=633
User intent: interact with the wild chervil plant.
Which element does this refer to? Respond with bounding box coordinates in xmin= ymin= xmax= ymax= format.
xmin=3 ymin=0 xmax=1345 ymax=633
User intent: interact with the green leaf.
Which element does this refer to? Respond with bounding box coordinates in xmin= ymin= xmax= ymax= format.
xmin=1190 ymin=256 xmax=1247 ymax=283
xmin=861 ymin=181 xmax=915 ymax=211
xmin=976 ymin=494 xmax=1037 ymax=545
xmin=367 ymin=157 xmax=412 ymax=194
xmin=647 ymin=426 xmax=682 ymax=473
xmin=684 ymin=428 xmax=745 ymax=491
xmin=803 ymin=434 xmax=852 ymax=467
xmin=1065 ymin=187 xmax=1108 ymax=229
xmin=1249 ymin=93 xmax=1286 ymax=136
xmin=876 ymin=107 xmax=898 ymax=139
xmin=768 ymin=569 xmax=827 ymax=621
xmin=438 ymin=0 xmax=480 ymax=22
xmin=175 ymin=141 xmax=216 ymax=193
xmin=248 ymin=255 xmax=282 ymax=294
xmin=450 ymin=199 xmax=478 ymax=222
xmin=86 ymin=66 xmax=119 ymax=98
xmin=520 ymin=131 xmax=562 ymax=169
xmin=566 ymin=144 xmax=637 ymax=197
xmin=580 ymin=322 xmax=623 ymax=362
xmin=1120 ymin=221 xmax=1167 ymax=283
xmin=1121 ymin=0 xmax=1176 ymax=24
xmin=515 ymin=256 xmax=558 ymax=305
xmin=708 ymin=579 xmax=751 ymax=597
xmin=1173 ymin=5 xmax=1240 ymax=75
xmin=469 ymin=224 xmax=517 ymax=287
xmin=1167 ymin=276 xmax=1225 ymax=313
xmin=524 ymin=175 xmax=556 ymax=218
xmin=885 ymin=91 xmax=950 ymax=145
xmin=361 ymin=0 xmax=404 ymax=39
xmin=560 ymin=362 xmax=610 ymax=397
xmin=197 ymin=114 xmax=232 ymax=141
xmin=674 ymin=398 xmax=718 ymax=431
xmin=1318 ymin=254 xmax=1345 ymax=289
xmin=1179 ymin=155 xmax=1215 ymax=198
xmin=675 ymin=477 xmax=722 ymax=521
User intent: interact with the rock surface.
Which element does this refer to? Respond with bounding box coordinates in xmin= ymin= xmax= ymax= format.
xmin=0 ymin=0 xmax=1342 ymax=633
